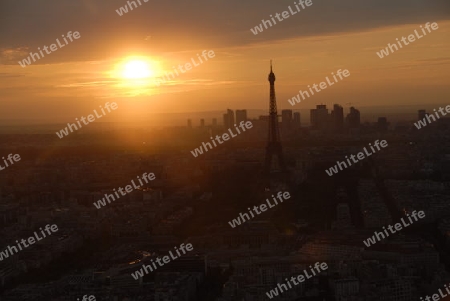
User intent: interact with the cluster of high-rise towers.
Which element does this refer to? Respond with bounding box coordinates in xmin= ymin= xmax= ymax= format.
xmin=310 ymin=104 xmax=361 ymax=131
xmin=186 ymin=63 xmax=371 ymax=173
xmin=186 ymin=64 xmax=363 ymax=132
xmin=187 ymin=104 xmax=360 ymax=132
xmin=186 ymin=110 xmax=251 ymax=129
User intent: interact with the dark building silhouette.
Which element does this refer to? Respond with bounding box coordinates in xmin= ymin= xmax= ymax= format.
xmin=222 ymin=113 xmax=227 ymax=127
xmin=331 ymin=104 xmax=344 ymax=132
xmin=187 ymin=119 xmax=192 ymax=128
xmin=377 ymin=117 xmax=389 ymax=132
xmin=311 ymin=104 xmax=329 ymax=130
xmin=310 ymin=109 xmax=317 ymax=128
xmin=293 ymin=112 xmax=300 ymax=126
xmin=228 ymin=109 xmax=235 ymax=125
xmin=200 ymin=119 xmax=205 ymax=127
xmin=264 ymin=61 xmax=286 ymax=173
xmin=223 ymin=109 xmax=234 ymax=128
xmin=346 ymin=106 xmax=361 ymax=128
xmin=281 ymin=109 xmax=293 ymax=130
xmin=236 ymin=110 xmax=247 ymax=124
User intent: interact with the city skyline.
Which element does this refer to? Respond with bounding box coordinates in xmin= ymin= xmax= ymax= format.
xmin=1 ymin=1 xmax=450 ymax=300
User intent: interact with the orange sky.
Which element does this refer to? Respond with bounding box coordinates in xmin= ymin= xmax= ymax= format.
xmin=0 ymin=0 xmax=449 ymax=123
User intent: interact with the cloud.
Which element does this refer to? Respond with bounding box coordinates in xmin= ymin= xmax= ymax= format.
xmin=0 ymin=0 xmax=448 ymax=65
xmin=0 ymin=47 xmax=29 ymax=64
xmin=56 ymin=80 xmax=118 ymax=88
xmin=416 ymin=56 xmax=450 ymax=63
xmin=0 ymin=72 xmax=25 ymax=78
xmin=401 ymin=57 xmax=450 ymax=68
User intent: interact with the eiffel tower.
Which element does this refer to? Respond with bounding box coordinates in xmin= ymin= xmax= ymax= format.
xmin=264 ymin=61 xmax=287 ymax=174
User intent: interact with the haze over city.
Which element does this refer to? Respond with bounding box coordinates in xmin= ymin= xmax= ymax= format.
xmin=1 ymin=0 xmax=450 ymax=301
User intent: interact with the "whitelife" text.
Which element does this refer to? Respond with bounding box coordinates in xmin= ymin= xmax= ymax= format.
xmin=191 ymin=121 xmax=253 ymax=158
xmin=0 ymin=224 xmax=59 ymax=261
xmin=18 ymin=31 xmax=81 ymax=67
xmin=228 ymin=191 xmax=291 ymax=228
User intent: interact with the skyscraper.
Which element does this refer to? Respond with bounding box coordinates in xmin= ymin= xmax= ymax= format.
xmin=316 ymin=105 xmax=329 ymax=129
xmin=331 ymin=104 xmax=344 ymax=132
xmin=310 ymin=109 xmax=318 ymax=128
xmin=293 ymin=112 xmax=301 ymax=126
xmin=236 ymin=110 xmax=247 ymax=124
xmin=187 ymin=119 xmax=192 ymax=128
xmin=346 ymin=107 xmax=361 ymax=128
xmin=264 ymin=61 xmax=286 ymax=173
xmin=228 ymin=109 xmax=235 ymax=126
xmin=281 ymin=109 xmax=293 ymax=129
xmin=311 ymin=105 xmax=329 ymax=129
xmin=200 ymin=119 xmax=205 ymax=127
xmin=223 ymin=109 xmax=235 ymax=128
xmin=223 ymin=113 xmax=228 ymax=128
xmin=377 ymin=117 xmax=388 ymax=132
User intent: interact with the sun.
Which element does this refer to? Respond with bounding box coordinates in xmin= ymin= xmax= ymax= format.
xmin=109 ymin=56 xmax=161 ymax=93
xmin=122 ymin=60 xmax=153 ymax=79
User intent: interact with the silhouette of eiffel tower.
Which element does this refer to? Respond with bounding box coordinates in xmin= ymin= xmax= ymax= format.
xmin=264 ymin=61 xmax=287 ymax=174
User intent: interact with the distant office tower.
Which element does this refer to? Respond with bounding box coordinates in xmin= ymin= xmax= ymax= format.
xmin=317 ymin=105 xmax=329 ymax=129
xmin=346 ymin=106 xmax=360 ymax=128
xmin=311 ymin=105 xmax=329 ymax=129
xmin=200 ymin=119 xmax=205 ymax=127
xmin=377 ymin=117 xmax=388 ymax=132
xmin=228 ymin=109 xmax=235 ymax=126
xmin=310 ymin=109 xmax=317 ymax=128
xmin=223 ymin=109 xmax=235 ymax=128
xmin=293 ymin=112 xmax=300 ymax=126
xmin=331 ymin=104 xmax=344 ymax=132
xmin=187 ymin=119 xmax=192 ymax=128
xmin=418 ymin=110 xmax=426 ymax=121
xmin=281 ymin=110 xmax=293 ymax=129
xmin=281 ymin=110 xmax=292 ymax=127
xmin=236 ymin=110 xmax=247 ymax=124
xmin=223 ymin=113 xmax=228 ymax=128
xmin=212 ymin=118 xmax=217 ymax=126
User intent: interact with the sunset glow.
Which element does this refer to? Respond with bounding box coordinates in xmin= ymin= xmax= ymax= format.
xmin=1 ymin=0 xmax=450 ymax=299
xmin=122 ymin=60 xmax=152 ymax=79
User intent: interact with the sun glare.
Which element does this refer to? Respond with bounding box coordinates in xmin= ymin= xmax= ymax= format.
xmin=122 ymin=60 xmax=152 ymax=79
xmin=109 ymin=56 xmax=161 ymax=95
